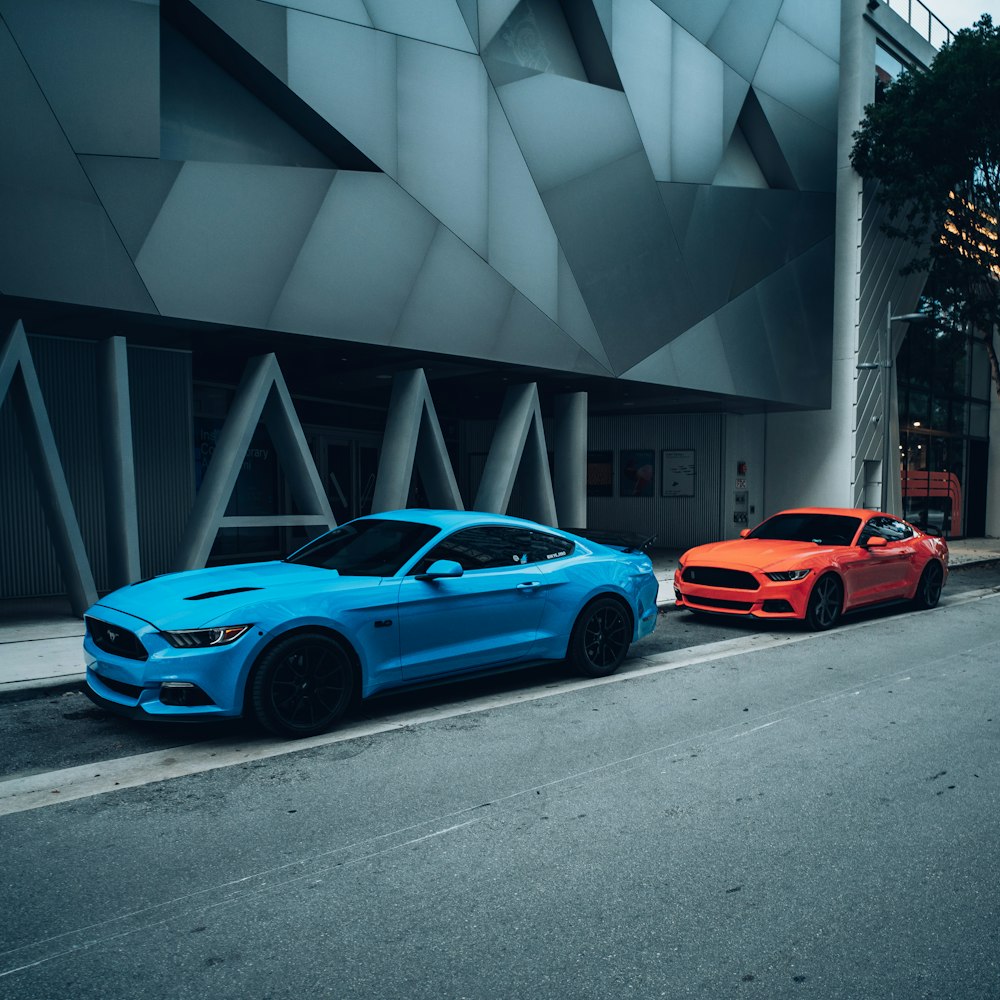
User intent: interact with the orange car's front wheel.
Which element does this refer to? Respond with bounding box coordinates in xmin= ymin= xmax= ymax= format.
xmin=806 ymin=574 xmax=842 ymax=631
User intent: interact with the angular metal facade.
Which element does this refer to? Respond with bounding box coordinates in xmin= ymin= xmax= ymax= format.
xmin=0 ymin=0 xmax=837 ymax=405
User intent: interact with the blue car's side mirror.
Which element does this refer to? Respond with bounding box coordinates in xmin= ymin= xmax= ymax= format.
xmin=416 ymin=559 xmax=464 ymax=581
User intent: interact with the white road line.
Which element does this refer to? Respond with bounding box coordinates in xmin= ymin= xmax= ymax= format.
xmin=1 ymin=587 xmax=997 ymax=817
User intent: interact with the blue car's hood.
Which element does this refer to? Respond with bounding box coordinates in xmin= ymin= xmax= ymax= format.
xmin=93 ymin=561 xmax=380 ymax=630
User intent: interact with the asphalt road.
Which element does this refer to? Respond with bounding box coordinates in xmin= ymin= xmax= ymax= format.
xmin=0 ymin=563 xmax=998 ymax=999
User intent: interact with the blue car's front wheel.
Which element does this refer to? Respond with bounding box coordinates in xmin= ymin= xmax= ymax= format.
xmin=569 ymin=597 xmax=631 ymax=678
xmin=250 ymin=632 xmax=356 ymax=738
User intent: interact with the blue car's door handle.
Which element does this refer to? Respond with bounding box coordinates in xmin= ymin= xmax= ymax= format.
xmin=516 ymin=581 xmax=542 ymax=591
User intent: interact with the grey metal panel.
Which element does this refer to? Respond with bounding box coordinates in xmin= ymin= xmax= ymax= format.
xmin=608 ymin=0 xmax=673 ymax=181
xmin=189 ymin=0 xmax=290 ymax=80
xmin=364 ymin=0 xmax=477 ymax=52
xmin=286 ymin=13 xmax=398 ymax=173
xmin=754 ymin=91 xmax=836 ymax=192
xmin=127 ymin=345 xmax=194 ymax=580
xmin=497 ymin=73 xmax=641 ymax=194
xmin=135 ymin=161 xmax=335 ymax=326
xmin=391 ymin=225 xmax=515 ymax=352
xmin=263 ymin=0 xmax=371 ymax=28
xmin=778 ymin=0 xmax=841 ymax=63
xmin=160 ymin=20 xmax=332 ymax=168
xmin=646 ymin=0 xmax=729 ymax=45
xmin=706 ymin=0 xmax=783 ymax=83
xmin=269 ymin=172 xmax=437 ymax=344
xmin=670 ymin=22 xmax=725 ymax=183
xmin=493 ymin=291 xmax=611 ymax=377
xmin=484 ymin=1 xmax=588 ymax=82
xmin=0 ymin=21 xmax=157 ymax=312
xmin=557 ymin=249 xmax=613 ymax=373
xmin=754 ymin=20 xmax=839 ymax=133
xmin=397 ymin=36 xmax=489 ymax=257
xmin=0 ymin=0 xmax=159 ymax=157
xmin=79 ymin=157 xmax=183 ymax=260
xmin=542 ymin=149 xmax=699 ymax=373
xmin=478 ymin=0 xmax=522 ymax=50
xmin=487 ymin=86 xmax=559 ymax=321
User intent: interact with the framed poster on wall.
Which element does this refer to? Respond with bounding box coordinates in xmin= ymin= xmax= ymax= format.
xmin=662 ymin=449 xmax=695 ymax=497
xmin=586 ymin=450 xmax=613 ymax=497
xmin=620 ymin=449 xmax=655 ymax=497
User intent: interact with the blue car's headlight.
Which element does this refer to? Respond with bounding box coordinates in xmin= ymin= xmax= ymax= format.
xmin=161 ymin=625 xmax=253 ymax=648
xmin=764 ymin=569 xmax=811 ymax=582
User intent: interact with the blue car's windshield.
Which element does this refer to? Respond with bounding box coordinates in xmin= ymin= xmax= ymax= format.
xmin=286 ymin=519 xmax=440 ymax=576
xmin=748 ymin=513 xmax=861 ymax=546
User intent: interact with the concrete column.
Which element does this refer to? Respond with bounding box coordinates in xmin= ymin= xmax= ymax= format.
xmin=99 ymin=336 xmax=141 ymax=587
xmin=553 ymin=392 xmax=587 ymax=529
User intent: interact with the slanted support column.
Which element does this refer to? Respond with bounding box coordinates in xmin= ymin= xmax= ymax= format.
xmin=0 ymin=320 xmax=97 ymax=615
xmin=99 ymin=336 xmax=141 ymax=588
xmin=553 ymin=392 xmax=587 ymax=529
xmin=372 ymin=369 xmax=462 ymax=513
xmin=475 ymin=383 xmax=557 ymax=526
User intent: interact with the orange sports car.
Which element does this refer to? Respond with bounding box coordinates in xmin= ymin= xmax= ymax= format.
xmin=673 ymin=507 xmax=949 ymax=630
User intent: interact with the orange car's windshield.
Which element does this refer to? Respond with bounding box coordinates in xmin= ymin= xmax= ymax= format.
xmin=748 ymin=513 xmax=861 ymax=546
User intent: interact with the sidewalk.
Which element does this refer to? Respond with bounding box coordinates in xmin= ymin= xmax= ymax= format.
xmin=2 ymin=538 xmax=998 ymax=698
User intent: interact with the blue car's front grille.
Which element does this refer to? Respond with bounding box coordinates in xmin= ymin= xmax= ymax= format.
xmin=97 ymin=674 xmax=143 ymax=700
xmin=86 ymin=616 xmax=148 ymax=661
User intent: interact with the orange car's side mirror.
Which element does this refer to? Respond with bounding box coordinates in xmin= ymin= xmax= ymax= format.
xmin=864 ymin=536 xmax=888 ymax=548
xmin=739 ymin=528 xmax=751 ymax=538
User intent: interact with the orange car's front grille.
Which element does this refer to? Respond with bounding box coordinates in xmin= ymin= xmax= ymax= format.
xmin=681 ymin=567 xmax=759 ymax=590
xmin=685 ymin=595 xmax=754 ymax=611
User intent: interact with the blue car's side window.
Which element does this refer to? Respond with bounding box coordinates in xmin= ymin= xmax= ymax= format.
xmin=409 ymin=527 xmax=529 ymax=574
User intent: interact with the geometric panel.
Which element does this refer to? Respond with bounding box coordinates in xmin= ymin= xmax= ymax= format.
xmin=487 ymin=87 xmax=559 ymax=320
xmin=268 ymin=172 xmax=438 ymax=344
xmin=0 ymin=0 xmax=159 ymax=158
xmin=754 ymin=90 xmax=836 ymax=192
xmin=646 ymin=0 xmax=730 ymax=46
xmin=160 ymin=20 xmax=334 ymax=169
xmin=706 ymin=0 xmax=783 ymax=83
xmin=364 ymin=0 xmax=477 ymax=53
xmin=80 ymin=157 xmax=184 ymax=259
xmin=0 ymin=21 xmax=156 ymax=312
xmin=397 ymin=38 xmax=490 ymax=257
xmin=777 ymin=0 xmax=840 ymax=63
xmin=135 ymin=162 xmax=335 ymax=326
xmin=754 ymin=20 xmax=839 ymax=133
xmin=478 ymin=0 xmax=523 ymax=50
xmin=285 ymin=13 xmax=398 ymax=172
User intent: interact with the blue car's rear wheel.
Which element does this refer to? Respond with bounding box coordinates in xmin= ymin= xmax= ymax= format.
xmin=250 ymin=632 xmax=355 ymax=738
xmin=569 ymin=597 xmax=631 ymax=678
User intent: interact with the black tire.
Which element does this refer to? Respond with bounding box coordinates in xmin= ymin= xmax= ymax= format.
xmin=912 ymin=560 xmax=944 ymax=610
xmin=250 ymin=631 xmax=355 ymax=738
xmin=569 ymin=597 xmax=631 ymax=678
xmin=805 ymin=574 xmax=842 ymax=631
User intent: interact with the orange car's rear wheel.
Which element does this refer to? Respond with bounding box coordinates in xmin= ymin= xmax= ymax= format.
xmin=805 ymin=574 xmax=842 ymax=631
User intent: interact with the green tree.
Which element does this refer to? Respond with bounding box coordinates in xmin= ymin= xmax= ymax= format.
xmin=851 ymin=14 xmax=1000 ymax=397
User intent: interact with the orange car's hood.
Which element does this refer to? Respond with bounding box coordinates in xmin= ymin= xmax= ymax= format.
xmin=681 ymin=537 xmax=837 ymax=572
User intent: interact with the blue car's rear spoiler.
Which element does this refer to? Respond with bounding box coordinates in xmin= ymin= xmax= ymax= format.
xmin=565 ymin=528 xmax=656 ymax=553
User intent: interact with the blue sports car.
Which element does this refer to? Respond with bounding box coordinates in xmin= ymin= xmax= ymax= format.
xmin=83 ymin=510 xmax=659 ymax=737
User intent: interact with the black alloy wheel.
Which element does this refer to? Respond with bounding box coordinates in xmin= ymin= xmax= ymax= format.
xmin=913 ymin=560 xmax=944 ymax=610
xmin=805 ymin=574 xmax=842 ymax=631
xmin=250 ymin=632 xmax=355 ymax=738
xmin=569 ymin=597 xmax=631 ymax=678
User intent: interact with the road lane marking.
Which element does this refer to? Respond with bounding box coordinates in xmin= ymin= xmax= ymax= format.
xmin=1 ymin=586 xmax=998 ymax=817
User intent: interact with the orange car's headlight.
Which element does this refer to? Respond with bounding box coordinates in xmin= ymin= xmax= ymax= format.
xmin=764 ymin=569 xmax=811 ymax=582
